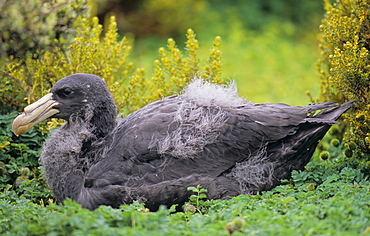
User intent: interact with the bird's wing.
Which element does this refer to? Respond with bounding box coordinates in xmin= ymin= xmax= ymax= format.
xmin=85 ymin=97 xmax=312 ymax=187
xmin=78 ymin=174 xmax=240 ymax=211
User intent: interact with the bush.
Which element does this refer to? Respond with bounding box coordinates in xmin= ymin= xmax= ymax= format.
xmin=1 ymin=12 xmax=223 ymax=114
xmin=0 ymin=112 xmax=52 ymax=205
xmin=1 ymin=15 xmax=132 ymax=112
xmin=0 ymin=0 xmax=87 ymax=59
xmin=317 ymin=0 xmax=370 ymax=155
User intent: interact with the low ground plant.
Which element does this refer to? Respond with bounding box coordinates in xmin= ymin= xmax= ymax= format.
xmin=0 ymin=155 xmax=368 ymax=235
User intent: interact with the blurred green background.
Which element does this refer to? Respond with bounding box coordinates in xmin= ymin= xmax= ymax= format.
xmin=91 ymin=0 xmax=324 ymax=105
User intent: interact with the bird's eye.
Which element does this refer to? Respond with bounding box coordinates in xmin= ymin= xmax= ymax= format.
xmin=62 ymin=88 xmax=73 ymax=96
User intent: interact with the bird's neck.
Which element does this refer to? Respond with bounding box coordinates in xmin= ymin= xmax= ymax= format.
xmin=40 ymin=100 xmax=117 ymax=203
xmin=40 ymin=118 xmax=100 ymax=203
xmin=85 ymin=100 xmax=117 ymax=139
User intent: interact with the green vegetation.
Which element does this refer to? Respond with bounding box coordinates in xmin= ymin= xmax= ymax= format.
xmin=1 ymin=16 xmax=222 ymax=115
xmin=0 ymin=157 xmax=369 ymax=235
xmin=318 ymin=0 xmax=370 ymax=156
xmin=0 ymin=0 xmax=87 ymax=59
xmin=0 ymin=0 xmax=369 ymax=235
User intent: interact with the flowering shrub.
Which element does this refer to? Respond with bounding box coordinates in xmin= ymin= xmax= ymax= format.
xmin=1 ymin=16 xmax=223 ymax=115
xmin=318 ymin=0 xmax=370 ymax=155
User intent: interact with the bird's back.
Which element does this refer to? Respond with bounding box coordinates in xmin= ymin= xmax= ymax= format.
xmin=86 ymin=96 xmax=350 ymax=189
xmin=81 ymin=79 xmax=354 ymax=210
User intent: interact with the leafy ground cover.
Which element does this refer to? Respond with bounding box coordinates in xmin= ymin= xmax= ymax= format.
xmin=0 ymin=157 xmax=368 ymax=235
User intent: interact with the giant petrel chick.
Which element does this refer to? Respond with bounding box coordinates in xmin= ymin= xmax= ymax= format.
xmin=12 ymin=73 xmax=353 ymax=210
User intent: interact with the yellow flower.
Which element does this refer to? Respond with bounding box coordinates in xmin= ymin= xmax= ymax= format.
xmin=0 ymin=141 xmax=10 ymax=149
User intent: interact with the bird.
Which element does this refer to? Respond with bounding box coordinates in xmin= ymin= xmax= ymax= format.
xmin=12 ymin=73 xmax=353 ymax=211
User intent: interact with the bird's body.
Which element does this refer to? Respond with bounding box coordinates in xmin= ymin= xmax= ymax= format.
xmin=12 ymin=73 xmax=353 ymax=211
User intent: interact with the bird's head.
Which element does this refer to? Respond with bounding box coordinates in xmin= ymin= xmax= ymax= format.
xmin=12 ymin=73 xmax=117 ymax=137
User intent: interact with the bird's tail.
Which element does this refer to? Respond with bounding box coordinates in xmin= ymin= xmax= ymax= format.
xmin=305 ymin=100 xmax=355 ymax=124
xmin=230 ymin=100 xmax=354 ymax=194
xmin=269 ymin=100 xmax=354 ymax=185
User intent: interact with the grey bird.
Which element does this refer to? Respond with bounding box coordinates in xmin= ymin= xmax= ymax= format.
xmin=12 ymin=73 xmax=353 ymax=211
